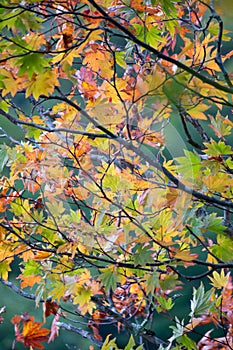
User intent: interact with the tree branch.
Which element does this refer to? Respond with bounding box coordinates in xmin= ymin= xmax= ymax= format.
xmin=56 ymin=322 xmax=103 ymax=348
xmin=0 ymin=108 xmax=111 ymax=139
xmin=87 ymin=0 xmax=233 ymax=96
xmin=44 ymin=95 xmax=233 ymax=210
xmin=0 ymin=278 xmax=37 ymax=301
xmin=91 ymin=296 xmax=168 ymax=347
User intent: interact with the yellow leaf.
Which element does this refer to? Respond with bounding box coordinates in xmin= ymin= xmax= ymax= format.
xmin=0 ymin=68 xmax=18 ymax=97
xmin=25 ymin=69 xmax=59 ymax=100
xmin=172 ymin=248 xmax=198 ymax=261
xmin=208 ymin=270 xmax=230 ymax=289
xmin=51 ymin=48 xmax=81 ymax=66
xmin=203 ymin=173 xmax=233 ymax=192
xmin=188 ymin=103 xmax=209 ymax=120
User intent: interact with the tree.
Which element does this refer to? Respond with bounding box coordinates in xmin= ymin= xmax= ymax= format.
xmin=0 ymin=0 xmax=233 ymax=349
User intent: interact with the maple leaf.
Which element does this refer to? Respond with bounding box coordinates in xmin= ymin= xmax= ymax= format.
xmin=25 ymin=69 xmax=59 ymax=100
xmin=12 ymin=315 xmax=50 ymax=350
xmin=0 ymin=68 xmax=19 ymax=97
xmin=83 ymin=43 xmax=113 ymax=79
xmin=19 ymin=275 xmax=42 ymax=289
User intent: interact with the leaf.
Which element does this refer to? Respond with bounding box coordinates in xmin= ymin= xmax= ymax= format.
xmin=145 ymin=271 xmax=160 ymax=294
xmin=0 ymin=68 xmax=18 ymax=97
xmin=208 ymin=270 xmax=230 ymax=289
xmin=43 ymin=300 xmax=59 ymax=319
xmin=15 ymin=315 xmax=50 ymax=350
xmin=50 ymin=281 xmax=66 ymax=301
xmin=209 ymin=112 xmax=232 ymax=138
xmin=169 ymin=317 xmax=184 ymax=343
xmin=146 ymin=27 xmax=166 ymax=48
xmin=101 ymin=334 xmax=143 ymax=350
xmin=48 ymin=313 xmax=60 ymax=343
xmin=25 ymin=69 xmax=59 ymax=100
xmin=22 ymin=260 xmax=42 ymax=276
xmin=125 ymin=335 xmax=143 ymax=350
xmin=20 ymin=275 xmax=42 ymax=289
xmin=115 ymin=52 xmax=126 ymax=68
xmin=101 ymin=335 xmax=118 ymax=350
xmin=159 ymin=274 xmax=181 ymax=291
xmin=99 ymin=267 xmax=119 ymax=291
xmin=133 ymin=245 xmax=154 ymax=266
xmin=190 ymin=283 xmax=213 ymax=318
xmin=203 ymin=139 xmax=233 ymax=156
xmin=17 ymin=53 xmax=49 ymax=79
xmin=46 ymin=200 xmax=65 ymax=218
xmin=187 ymin=103 xmax=209 ymax=120
xmin=211 ymin=235 xmax=233 ymax=262
xmin=177 ymin=335 xmax=197 ymax=350
xmin=83 ymin=43 xmax=112 ymax=79
xmin=176 ymin=150 xmax=201 ymax=179
xmin=73 ymin=286 xmax=93 ymax=314
xmin=0 ymin=260 xmax=12 ymax=280
xmin=202 ymin=173 xmax=233 ymax=192
xmin=155 ymin=295 xmax=174 ymax=312
xmin=171 ymin=248 xmax=198 ymax=261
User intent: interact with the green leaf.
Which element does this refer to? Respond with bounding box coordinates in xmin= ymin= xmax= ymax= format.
xmin=115 ymin=52 xmax=127 ymax=68
xmin=10 ymin=198 xmax=25 ymax=216
xmin=99 ymin=267 xmax=119 ymax=291
xmin=101 ymin=335 xmax=143 ymax=350
xmin=208 ymin=270 xmax=229 ymax=289
xmin=176 ymin=150 xmax=201 ymax=180
xmin=211 ymin=235 xmax=233 ymax=262
xmin=145 ymin=271 xmax=160 ymax=294
xmin=146 ymin=27 xmax=165 ymax=47
xmin=155 ymin=295 xmax=174 ymax=312
xmin=177 ymin=335 xmax=198 ymax=350
xmin=23 ymin=260 xmax=42 ymax=276
xmin=163 ymin=79 xmax=186 ymax=106
xmin=133 ymin=245 xmax=154 ymax=266
xmin=17 ymin=53 xmax=49 ymax=79
xmin=46 ymin=200 xmax=65 ymax=218
xmin=0 ymin=260 xmax=12 ymax=280
xmin=125 ymin=335 xmax=143 ymax=350
xmin=73 ymin=287 xmax=92 ymax=306
xmin=101 ymin=335 xmax=118 ymax=350
xmin=161 ymin=0 xmax=178 ymax=17
xmin=50 ymin=280 xmax=66 ymax=300
xmin=190 ymin=282 xmax=213 ymax=317
xmin=203 ymin=139 xmax=233 ymax=156
xmin=159 ymin=274 xmax=180 ymax=291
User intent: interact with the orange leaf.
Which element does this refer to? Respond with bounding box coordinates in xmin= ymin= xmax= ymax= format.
xmin=21 ymin=317 xmax=50 ymax=349
xmin=12 ymin=315 xmax=50 ymax=350
xmin=19 ymin=275 xmax=42 ymax=289
xmin=33 ymin=251 xmax=52 ymax=261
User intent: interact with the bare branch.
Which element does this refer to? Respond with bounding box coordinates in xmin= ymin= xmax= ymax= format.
xmin=56 ymin=322 xmax=103 ymax=348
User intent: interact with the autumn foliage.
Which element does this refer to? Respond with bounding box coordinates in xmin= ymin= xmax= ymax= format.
xmin=0 ymin=0 xmax=233 ymax=349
